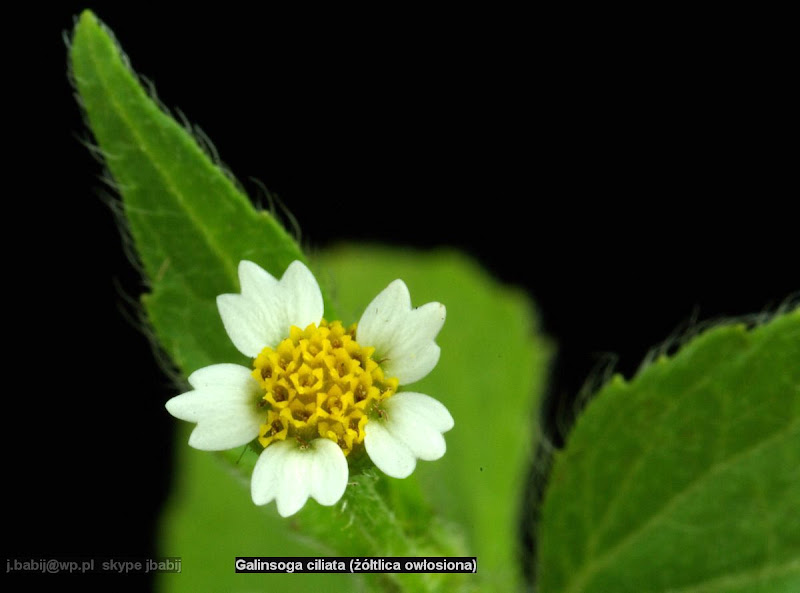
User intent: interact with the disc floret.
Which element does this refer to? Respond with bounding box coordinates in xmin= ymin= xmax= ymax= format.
xmin=252 ymin=320 xmax=398 ymax=456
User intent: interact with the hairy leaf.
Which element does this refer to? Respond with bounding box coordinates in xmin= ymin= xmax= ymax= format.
xmin=70 ymin=10 xmax=308 ymax=375
xmin=537 ymin=309 xmax=800 ymax=592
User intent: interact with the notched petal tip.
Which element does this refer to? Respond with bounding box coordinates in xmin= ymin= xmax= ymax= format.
xmin=385 ymin=278 xmax=411 ymax=298
xmin=237 ymin=259 xmax=278 ymax=288
xmin=356 ymin=280 xmax=446 ymax=384
xmin=284 ymin=259 xmax=312 ymax=275
xmin=280 ymin=261 xmax=317 ymax=290
xmin=279 ymin=260 xmax=324 ymax=329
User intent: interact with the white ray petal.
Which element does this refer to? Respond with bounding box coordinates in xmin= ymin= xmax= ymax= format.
xmin=251 ymin=439 xmax=292 ymax=506
xmin=383 ymin=394 xmax=450 ymax=460
xmin=279 ymin=261 xmax=325 ymax=332
xmin=276 ymin=446 xmax=312 ymax=517
xmin=308 ymin=439 xmax=349 ymax=506
xmin=364 ymin=420 xmax=416 ymax=478
xmin=165 ymin=364 xmax=263 ymax=451
xmin=387 ymin=392 xmax=454 ymax=433
xmin=250 ymin=438 xmax=348 ymax=516
xmin=357 ymin=280 xmax=445 ymax=384
xmin=217 ymin=261 xmax=324 ymax=357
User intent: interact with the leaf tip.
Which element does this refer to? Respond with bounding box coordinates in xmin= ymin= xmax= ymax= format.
xmin=74 ymin=9 xmax=99 ymax=35
xmin=70 ymin=10 xmax=102 ymax=60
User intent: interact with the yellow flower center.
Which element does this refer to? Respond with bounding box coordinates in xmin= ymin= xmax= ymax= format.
xmin=252 ymin=320 xmax=398 ymax=456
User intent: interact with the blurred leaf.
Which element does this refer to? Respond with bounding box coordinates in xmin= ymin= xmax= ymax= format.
xmin=320 ymin=245 xmax=551 ymax=592
xmin=537 ymin=309 xmax=800 ymax=592
xmin=69 ymin=10 xmax=308 ymax=376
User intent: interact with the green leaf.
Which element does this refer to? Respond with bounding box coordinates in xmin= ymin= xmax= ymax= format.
xmin=536 ymin=309 xmax=800 ymax=593
xmin=69 ymin=10 xmax=308 ymax=375
xmin=319 ymin=245 xmax=551 ymax=592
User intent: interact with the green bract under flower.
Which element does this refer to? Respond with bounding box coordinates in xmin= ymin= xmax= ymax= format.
xmin=166 ymin=260 xmax=453 ymax=517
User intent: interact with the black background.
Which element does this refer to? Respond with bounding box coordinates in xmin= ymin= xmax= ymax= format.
xmin=6 ymin=5 xmax=796 ymax=591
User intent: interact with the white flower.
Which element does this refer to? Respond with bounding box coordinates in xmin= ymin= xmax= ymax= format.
xmin=165 ymin=260 xmax=453 ymax=517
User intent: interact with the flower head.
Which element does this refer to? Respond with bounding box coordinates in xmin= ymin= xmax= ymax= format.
xmin=166 ymin=260 xmax=453 ymax=516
